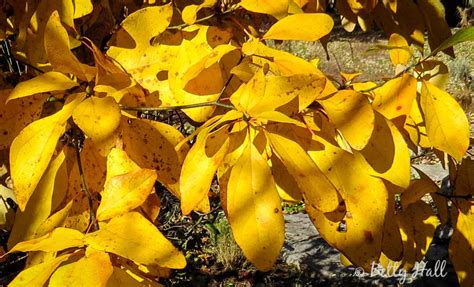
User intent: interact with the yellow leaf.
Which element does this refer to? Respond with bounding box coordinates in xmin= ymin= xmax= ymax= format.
xmin=49 ymin=249 xmax=113 ymax=287
xmin=73 ymin=0 xmax=93 ymax=19
xmin=182 ymin=0 xmax=217 ymax=25
xmin=306 ymin=151 xmax=389 ymax=270
xmin=318 ymin=90 xmax=374 ymax=150
xmin=226 ymin=138 xmax=284 ymax=271
xmin=180 ymin=125 xmax=230 ymax=215
xmin=0 ymin=91 xmax=45 ymax=149
xmin=266 ymin=125 xmax=340 ymax=212
xmin=270 ymin=155 xmax=302 ymax=202
xmin=73 ymin=96 xmax=121 ymax=156
xmin=85 ymin=212 xmax=186 ymax=269
xmin=7 ymin=150 xmax=67 ymax=249
xmin=414 ymin=60 xmax=449 ymax=89
xmin=388 ymin=33 xmax=412 ymax=65
xmin=404 ymin=98 xmax=431 ymax=148
xmin=381 ymin=194 xmax=403 ymax=261
xmin=420 ymin=81 xmax=469 ymax=161
xmin=140 ymin=193 xmax=161 ymax=222
xmin=8 ymin=254 xmax=72 ymax=287
xmin=240 ymin=0 xmax=289 ymax=18
xmin=263 ymin=13 xmax=333 ymax=41
xmin=372 ymin=73 xmax=417 ymax=120
xmin=44 ymin=11 xmax=96 ymax=81
xmin=10 ymin=93 xmax=85 ymax=211
xmin=396 ymin=200 xmax=438 ymax=270
xmin=360 ymin=112 xmax=411 ymax=188
xmin=449 ymin=205 xmax=474 ymax=287
xmin=34 ymin=200 xmax=74 ymax=238
xmin=9 ymin=227 xmax=84 ymax=253
xmin=121 ymin=118 xmax=187 ymax=197
xmin=7 ymin=72 xmax=78 ymax=102
xmin=107 ymin=266 xmax=163 ymax=287
xmin=400 ymin=171 xmax=439 ymax=209
xmin=97 ymin=166 xmax=157 ymax=220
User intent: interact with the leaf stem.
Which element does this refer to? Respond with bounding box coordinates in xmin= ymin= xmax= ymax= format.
xmin=120 ymin=101 xmax=235 ymax=112
xmin=74 ymin=136 xmax=99 ymax=232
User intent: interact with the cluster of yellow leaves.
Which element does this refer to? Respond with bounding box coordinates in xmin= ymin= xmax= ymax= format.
xmin=0 ymin=0 xmax=472 ymax=286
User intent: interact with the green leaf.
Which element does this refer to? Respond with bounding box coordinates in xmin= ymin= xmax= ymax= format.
xmin=431 ymin=26 xmax=474 ymax=56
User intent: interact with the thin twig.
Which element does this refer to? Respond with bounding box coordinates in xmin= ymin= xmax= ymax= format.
xmin=120 ymin=101 xmax=234 ymax=112
xmin=74 ymin=136 xmax=99 ymax=232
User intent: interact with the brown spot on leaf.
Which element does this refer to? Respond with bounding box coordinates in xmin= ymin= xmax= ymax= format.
xmin=363 ymin=230 xmax=374 ymax=243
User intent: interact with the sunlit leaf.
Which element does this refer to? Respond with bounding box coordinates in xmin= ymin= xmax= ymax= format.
xmin=7 ymin=72 xmax=78 ymax=102
xmin=420 ymin=81 xmax=469 ymax=161
xmin=266 ymin=125 xmax=340 ymax=213
xmin=388 ymin=33 xmax=412 ymax=65
xmin=8 ymin=254 xmax=72 ymax=287
xmin=73 ymin=96 xmax=121 ymax=156
xmin=263 ymin=13 xmax=333 ymax=41
xmin=97 ymin=148 xmax=157 ymax=221
xmin=180 ymin=125 xmax=230 ymax=214
xmin=45 ymin=11 xmax=96 ymax=81
xmin=226 ymin=137 xmax=284 ymax=271
xmin=7 ymin=150 xmax=67 ymax=249
xmin=10 ymin=93 xmax=85 ymax=211
xmin=107 ymin=266 xmax=163 ymax=287
xmin=121 ymin=118 xmax=187 ymax=197
xmin=306 ymin=151 xmax=388 ymax=270
xmin=240 ymin=0 xmax=289 ymax=18
xmin=85 ymin=212 xmax=186 ymax=269
xmin=49 ymin=248 xmax=113 ymax=287
xmin=9 ymin=227 xmax=85 ymax=253
xmin=0 ymin=91 xmax=45 ymax=149
xmin=361 ymin=112 xmax=411 ymax=188
xmin=449 ymin=204 xmax=474 ymax=287
xmin=182 ymin=0 xmax=217 ymax=25
xmin=318 ymin=90 xmax=374 ymax=150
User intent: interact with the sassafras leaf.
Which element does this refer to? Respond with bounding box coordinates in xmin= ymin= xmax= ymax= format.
xmin=8 ymin=254 xmax=72 ymax=287
xmin=240 ymin=0 xmax=288 ymax=18
xmin=73 ymin=96 xmax=121 ymax=156
xmin=318 ymin=90 xmax=374 ymax=150
xmin=226 ymin=138 xmax=284 ymax=271
xmin=9 ymin=227 xmax=85 ymax=253
xmin=85 ymin=212 xmax=186 ymax=269
xmin=49 ymin=249 xmax=113 ymax=287
xmin=10 ymin=93 xmax=85 ymax=211
xmin=7 ymin=72 xmax=78 ymax=102
xmin=420 ymin=81 xmax=469 ymax=161
xmin=263 ymin=13 xmax=334 ymax=41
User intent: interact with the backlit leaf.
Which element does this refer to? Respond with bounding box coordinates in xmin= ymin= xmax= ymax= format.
xmin=85 ymin=212 xmax=186 ymax=269
xmin=263 ymin=13 xmax=333 ymax=41
xmin=449 ymin=205 xmax=474 ymax=287
xmin=361 ymin=112 xmax=411 ymax=188
xmin=9 ymin=227 xmax=84 ymax=253
xmin=7 ymin=150 xmax=67 ymax=249
xmin=240 ymin=0 xmax=288 ymax=18
xmin=318 ymin=90 xmax=374 ymax=150
xmin=49 ymin=249 xmax=113 ymax=287
xmin=182 ymin=0 xmax=217 ymax=25
xmin=45 ymin=11 xmax=96 ymax=81
xmin=388 ymin=33 xmax=412 ymax=65
xmin=180 ymin=125 xmax=230 ymax=214
xmin=226 ymin=137 xmax=284 ymax=271
xmin=8 ymin=254 xmax=72 ymax=287
xmin=420 ymin=81 xmax=469 ymax=161
xmin=10 ymin=93 xmax=85 ymax=211
xmin=73 ymin=96 xmax=121 ymax=156
xmin=7 ymin=72 xmax=78 ymax=102
xmin=97 ymin=165 xmax=157 ymax=220
xmin=266 ymin=125 xmax=340 ymax=212
xmin=306 ymin=151 xmax=388 ymax=270
xmin=121 ymin=118 xmax=187 ymax=197
xmin=0 ymin=91 xmax=45 ymax=149
xmin=107 ymin=266 xmax=163 ymax=287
